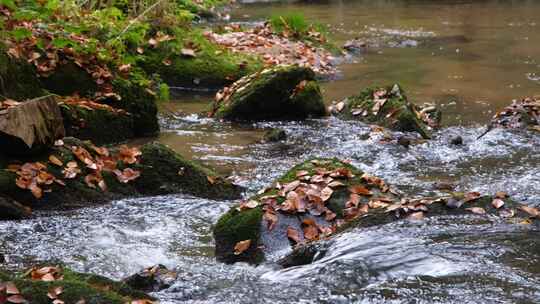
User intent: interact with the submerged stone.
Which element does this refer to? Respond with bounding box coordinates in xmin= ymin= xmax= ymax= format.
xmin=122 ymin=264 xmax=177 ymax=292
xmin=263 ymin=128 xmax=287 ymax=142
xmin=213 ymin=158 xmax=533 ymax=265
xmin=330 ymin=84 xmax=439 ymax=139
xmin=210 ymin=65 xmax=327 ymax=121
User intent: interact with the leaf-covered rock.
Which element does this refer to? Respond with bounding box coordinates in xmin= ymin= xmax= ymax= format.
xmin=478 ymin=96 xmax=540 ymax=138
xmin=122 ymin=264 xmax=176 ymax=292
xmin=0 ymin=44 xmax=45 ymax=101
xmin=213 ymin=158 xmax=532 ymax=265
xmin=0 ymin=138 xmax=241 ymax=213
xmin=330 ymin=84 xmax=440 ymax=139
xmin=0 ymin=96 xmax=64 ymax=156
xmin=210 ymin=65 xmax=327 ymax=121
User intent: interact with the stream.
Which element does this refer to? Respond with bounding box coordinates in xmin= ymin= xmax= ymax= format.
xmin=2 ymin=0 xmax=540 ymax=303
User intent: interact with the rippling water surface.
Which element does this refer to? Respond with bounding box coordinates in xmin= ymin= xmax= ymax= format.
xmin=2 ymin=0 xmax=540 ymax=303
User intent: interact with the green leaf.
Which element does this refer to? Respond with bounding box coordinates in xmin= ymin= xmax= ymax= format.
xmin=51 ymin=37 xmax=74 ymax=48
xmin=0 ymin=0 xmax=16 ymax=10
xmin=9 ymin=28 xmax=32 ymax=41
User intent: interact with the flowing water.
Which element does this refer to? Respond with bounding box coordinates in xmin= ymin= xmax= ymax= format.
xmin=2 ymin=1 xmax=540 ymax=303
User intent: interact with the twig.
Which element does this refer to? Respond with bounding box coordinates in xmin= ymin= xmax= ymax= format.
xmin=114 ymin=0 xmax=167 ymax=40
xmin=476 ymin=125 xmax=493 ymax=140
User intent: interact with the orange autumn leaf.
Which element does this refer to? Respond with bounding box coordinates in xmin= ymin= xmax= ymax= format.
xmin=286 ymin=226 xmax=301 ymax=245
xmin=233 ymin=239 xmax=251 ymax=255
xmin=48 ymin=155 xmax=63 ymax=167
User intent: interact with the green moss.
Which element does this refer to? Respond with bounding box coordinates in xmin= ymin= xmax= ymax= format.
xmin=0 ymin=44 xmax=44 ymax=100
xmin=0 ymin=267 xmax=153 ymax=304
xmin=213 ymin=206 xmax=264 ymax=264
xmin=113 ymin=77 xmax=160 ymax=137
xmin=138 ymin=27 xmax=262 ymax=89
xmin=60 ymin=104 xmax=135 ymax=145
xmin=263 ymin=128 xmax=287 ymax=142
xmin=212 ymin=65 xmax=326 ymax=121
xmin=40 ymin=62 xmax=98 ymax=97
xmin=133 ymin=142 xmax=241 ymax=199
xmin=336 ymin=84 xmax=432 ymax=139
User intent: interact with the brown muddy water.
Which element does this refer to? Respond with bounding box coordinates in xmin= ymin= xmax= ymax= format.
xmin=1 ymin=1 xmax=540 ymax=303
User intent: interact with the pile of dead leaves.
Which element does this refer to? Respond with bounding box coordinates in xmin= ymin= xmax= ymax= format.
xmin=205 ymin=23 xmax=337 ymax=77
xmin=59 ymin=95 xmax=127 ymax=114
xmin=490 ymin=97 xmax=540 ymax=131
xmin=27 ymin=266 xmax=64 ymax=282
xmin=0 ymin=7 xmax=117 ymax=99
xmin=0 ymin=281 xmax=27 ymax=304
xmin=11 ymin=142 xmax=142 ymax=199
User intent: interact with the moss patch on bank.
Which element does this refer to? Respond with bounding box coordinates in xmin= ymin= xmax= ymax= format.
xmin=0 ymin=266 xmax=153 ymax=304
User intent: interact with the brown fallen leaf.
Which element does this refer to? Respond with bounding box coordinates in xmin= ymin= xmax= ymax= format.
xmin=181 ymin=48 xmax=196 ymax=57
xmin=5 ymin=282 xmax=19 ymax=295
xmin=349 ymin=185 xmax=372 ymax=196
xmin=48 ymin=155 xmax=63 ymax=167
xmin=7 ymin=294 xmax=27 ymax=303
xmin=491 ymin=198 xmax=505 ymax=209
xmin=465 ymin=207 xmax=486 ymax=215
xmin=47 ymin=286 xmax=63 ymax=299
xmin=286 ymin=226 xmax=301 ymax=245
xmin=495 ymin=191 xmax=508 ymax=199
xmin=263 ymin=208 xmax=278 ymax=231
xmin=233 ymin=239 xmax=251 ymax=255
xmin=463 ymin=191 xmax=481 ymax=203
xmin=407 ymin=211 xmax=424 ymax=220
xmin=302 ymin=218 xmax=319 ymax=241
xmin=519 ymin=205 xmax=539 ymax=217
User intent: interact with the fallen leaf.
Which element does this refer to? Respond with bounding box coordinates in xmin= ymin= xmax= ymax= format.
xmin=302 ymin=218 xmax=319 ymax=241
xmin=48 ymin=155 xmax=63 ymax=167
xmin=233 ymin=239 xmax=251 ymax=255
xmin=465 ymin=207 xmax=486 ymax=215
xmin=407 ymin=211 xmax=424 ymax=220
xmin=519 ymin=205 xmax=540 ymax=217
xmin=495 ymin=191 xmax=508 ymax=199
xmin=349 ymin=185 xmax=372 ymax=196
xmin=181 ymin=48 xmax=196 ymax=57
xmin=5 ymin=282 xmax=19 ymax=295
xmin=492 ymin=198 xmax=505 ymax=209
xmin=463 ymin=191 xmax=481 ymax=203
xmin=286 ymin=226 xmax=301 ymax=244
xmin=7 ymin=294 xmax=27 ymax=303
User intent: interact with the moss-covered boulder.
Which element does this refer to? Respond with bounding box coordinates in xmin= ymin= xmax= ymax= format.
xmin=0 ymin=44 xmax=45 ymax=100
xmin=0 ymin=266 xmax=153 ymax=304
xmin=0 ymin=196 xmax=31 ymax=220
xmin=330 ymin=84 xmax=439 ymax=139
xmin=210 ymin=65 xmax=327 ymax=121
xmin=213 ymin=158 xmax=533 ymax=264
xmin=0 ymin=138 xmax=241 ymax=212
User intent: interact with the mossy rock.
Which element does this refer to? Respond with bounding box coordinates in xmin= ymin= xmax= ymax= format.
xmin=214 ymin=158 xmax=533 ymax=265
xmin=137 ymin=28 xmax=262 ymax=89
xmin=214 ymin=158 xmax=378 ymax=264
xmin=0 ymin=44 xmax=45 ymax=100
xmin=0 ymin=266 xmax=153 ymax=304
xmin=133 ymin=142 xmax=242 ymax=199
xmin=60 ymin=104 xmax=135 ymax=145
xmin=0 ymin=138 xmax=241 ymax=212
xmin=210 ymin=65 xmax=327 ymax=121
xmin=263 ymin=128 xmax=287 ymax=142
xmin=331 ymin=84 xmax=434 ymax=139
xmin=40 ymin=62 xmax=98 ymax=97
xmin=112 ymin=77 xmax=160 ymax=137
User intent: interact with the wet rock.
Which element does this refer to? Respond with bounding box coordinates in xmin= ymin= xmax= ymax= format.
xmin=213 ymin=158 xmax=533 ymax=265
xmin=343 ymin=39 xmax=367 ymax=53
xmin=263 ymin=128 xmax=287 ymax=142
xmin=122 ymin=264 xmax=177 ymax=292
xmin=397 ymin=136 xmax=411 ymax=148
xmin=0 ymin=138 xmax=241 ymax=211
xmin=0 ymin=196 xmax=31 ymax=220
xmin=330 ymin=84 xmax=439 ymax=139
xmin=210 ymin=65 xmax=327 ymax=121
xmin=479 ymin=97 xmax=540 ymax=138
xmin=0 ymin=96 xmax=65 ymax=156
xmin=0 ymin=265 xmax=154 ymax=303
xmin=450 ymin=135 xmax=463 ymax=145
